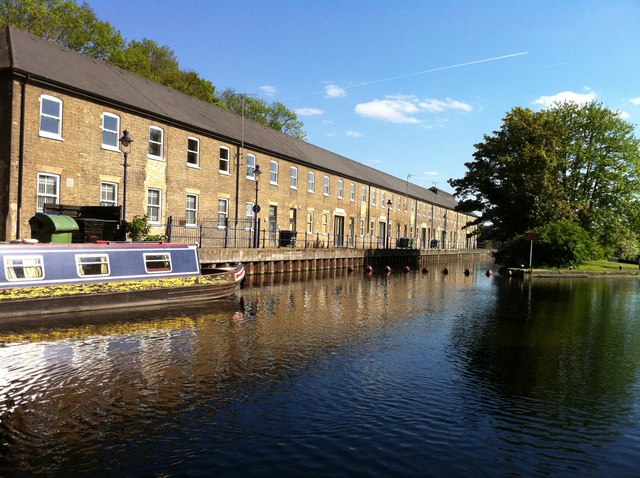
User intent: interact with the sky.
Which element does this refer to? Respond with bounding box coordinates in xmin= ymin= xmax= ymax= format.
xmin=89 ymin=0 xmax=640 ymax=193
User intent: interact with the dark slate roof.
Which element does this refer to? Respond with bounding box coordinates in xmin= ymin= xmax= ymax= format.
xmin=0 ymin=26 xmax=459 ymax=210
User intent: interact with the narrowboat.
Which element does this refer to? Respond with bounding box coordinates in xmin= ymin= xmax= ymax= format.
xmin=0 ymin=241 xmax=245 ymax=318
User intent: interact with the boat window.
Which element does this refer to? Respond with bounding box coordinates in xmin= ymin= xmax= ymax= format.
xmin=4 ymin=256 xmax=44 ymax=281
xmin=76 ymin=255 xmax=110 ymax=276
xmin=144 ymin=253 xmax=172 ymax=273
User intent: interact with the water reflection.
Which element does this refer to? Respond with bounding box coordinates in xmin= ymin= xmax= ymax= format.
xmin=1 ymin=262 xmax=639 ymax=476
xmin=449 ymin=276 xmax=640 ymax=473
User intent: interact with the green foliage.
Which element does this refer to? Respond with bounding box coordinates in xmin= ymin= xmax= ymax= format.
xmin=126 ymin=215 xmax=151 ymax=242
xmin=0 ymin=0 xmax=127 ymax=63
xmin=450 ymin=101 xmax=640 ymax=265
xmin=494 ymin=221 xmax=600 ymax=268
xmin=0 ymin=0 xmax=304 ymax=137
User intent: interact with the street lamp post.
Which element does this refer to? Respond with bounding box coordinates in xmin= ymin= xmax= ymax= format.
xmin=386 ymin=198 xmax=392 ymax=249
xmin=118 ymin=129 xmax=133 ymax=241
xmin=252 ymin=164 xmax=262 ymax=248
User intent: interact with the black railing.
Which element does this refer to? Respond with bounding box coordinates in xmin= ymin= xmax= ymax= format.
xmin=164 ymin=216 xmax=468 ymax=250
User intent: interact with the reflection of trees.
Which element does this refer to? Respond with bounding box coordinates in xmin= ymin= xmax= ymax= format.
xmin=450 ymin=277 xmax=640 ymax=433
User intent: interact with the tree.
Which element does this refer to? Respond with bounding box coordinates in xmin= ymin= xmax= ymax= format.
xmin=218 ymin=89 xmax=306 ymax=140
xmin=121 ymin=39 xmax=219 ymax=105
xmin=0 ymin=0 xmax=126 ymax=64
xmin=450 ymin=101 xmax=640 ymax=260
xmin=1 ymin=0 xmax=304 ymax=137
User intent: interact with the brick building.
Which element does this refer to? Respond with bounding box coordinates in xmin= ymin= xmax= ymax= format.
xmin=0 ymin=26 xmax=476 ymax=249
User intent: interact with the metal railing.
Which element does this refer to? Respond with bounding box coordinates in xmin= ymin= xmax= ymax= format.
xmin=164 ymin=216 xmax=469 ymax=250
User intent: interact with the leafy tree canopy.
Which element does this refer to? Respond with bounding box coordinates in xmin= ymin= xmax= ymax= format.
xmin=0 ymin=0 xmax=304 ymax=137
xmin=450 ymin=101 xmax=640 ymax=260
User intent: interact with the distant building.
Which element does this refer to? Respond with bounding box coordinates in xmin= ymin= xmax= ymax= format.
xmin=0 ymin=26 xmax=475 ymax=248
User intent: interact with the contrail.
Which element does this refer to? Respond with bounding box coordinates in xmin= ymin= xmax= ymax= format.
xmin=286 ymin=52 xmax=528 ymax=100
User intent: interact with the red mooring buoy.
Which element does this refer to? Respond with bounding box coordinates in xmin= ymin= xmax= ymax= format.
xmin=385 ymin=266 xmax=392 ymax=273
xmin=365 ymin=265 xmax=373 ymax=273
xmin=486 ymin=269 xmax=493 ymax=277
xmin=464 ymin=268 xmax=470 ymax=276
xmin=404 ymin=266 xmax=411 ymax=272
xmin=443 ymin=267 xmax=449 ymax=274
xmin=422 ymin=267 xmax=429 ymax=273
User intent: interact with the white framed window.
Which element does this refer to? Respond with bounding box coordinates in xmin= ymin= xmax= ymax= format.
xmin=404 ymin=198 xmax=408 ymax=212
xmin=350 ymin=183 xmax=356 ymax=202
xmin=186 ymin=194 xmax=198 ymax=226
xmin=372 ymin=189 xmax=377 ymax=206
xmin=4 ymin=256 xmax=44 ymax=281
xmin=37 ymin=173 xmax=59 ymax=212
xmin=147 ymin=188 xmax=162 ymax=224
xmin=323 ymin=176 xmax=330 ymax=196
xmin=101 ymin=113 xmax=120 ymax=150
xmin=218 ymin=198 xmax=229 ymax=228
xmin=219 ymin=146 xmax=230 ymax=174
xmin=148 ymin=126 xmax=164 ymax=160
xmin=381 ymin=191 xmax=386 ymax=207
xmin=100 ymin=182 xmax=118 ymax=206
xmin=144 ymin=253 xmax=172 ymax=273
xmin=290 ymin=166 xmax=298 ymax=189
xmin=322 ymin=213 xmax=329 ymax=233
xmin=270 ymin=160 xmax=278 ymax=184
xmin=307 ymin=210 xmax=314 ymax=233
xmin=308 ymin=171 xmax=315 ymax=192
xmin=398 ymin=197 xmax=402 ymax=211
xmin=361 ymin=186 xmax=367 ymax=203
xmin=76 ymin=255 xmax=110 ymax=277
xmin=39 ymin=95 xmax=63 ymax=140
xmin=187 ymin=137 xmax=200 ymax=167
xmin=337 ymin=180 xmax=344 ymax=199
xmin=246 ymin=202 xmax=255 ymax=219
xmin=246 ymin=154 xmax=256 ymax=179
xmin=360 ymin=218 xmax=365 ymax=236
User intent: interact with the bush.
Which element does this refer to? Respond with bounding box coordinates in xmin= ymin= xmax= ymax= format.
xmin=126 ymin=215 xmax=152 ymax=241
xmin=494 ymin=221 xmax=600 ymax=268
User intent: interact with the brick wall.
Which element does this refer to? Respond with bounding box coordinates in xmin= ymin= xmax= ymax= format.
xmin=3 ymin=81 xmax=476 ymax=246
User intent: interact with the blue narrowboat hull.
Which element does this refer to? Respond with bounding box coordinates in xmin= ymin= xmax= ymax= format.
xmin=0 ymin=242 xmax=245 ymax=318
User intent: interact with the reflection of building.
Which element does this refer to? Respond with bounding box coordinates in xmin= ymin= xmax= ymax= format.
xmin=0 ymin=26 xmax=475 ymax=248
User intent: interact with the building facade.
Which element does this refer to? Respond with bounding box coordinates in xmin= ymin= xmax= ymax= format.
xmin=0 ymin=27 xmax=475 ymax=249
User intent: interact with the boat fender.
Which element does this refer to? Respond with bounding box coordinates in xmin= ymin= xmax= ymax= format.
xmin=486 ymin=269 xmax=493 ymax=277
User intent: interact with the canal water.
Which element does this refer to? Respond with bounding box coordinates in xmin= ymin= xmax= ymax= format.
xmin=1 ymin=259 xmax=640 ymax=477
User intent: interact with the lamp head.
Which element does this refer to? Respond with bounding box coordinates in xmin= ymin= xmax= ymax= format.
xmin=119 ymin=130 xmax=133 ymax=148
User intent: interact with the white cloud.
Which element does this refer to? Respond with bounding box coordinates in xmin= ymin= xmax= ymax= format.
xmin=630 ymin=97 xmax=640 ymax=105
xmin=325 ymin=84 xmax=347 ymax=98
xmin=295 ymin=107 xmax=324 ymax=116
xmin=423 ymin=171 xmax=440 ymax=177
xmin=532 ymin=90 xmax=597 ymax=108
xmin=346 ymin=130 xmax=363 ymax=138
xmin=419 ymin=98 xmax=473 ymax=113
xmin=617 ymin=111 xmax=631 ymax=120
xmin=259 ymin=85 xmax=278 ymax=96
xmin=355 ymin=95 xmax=472 ymax=124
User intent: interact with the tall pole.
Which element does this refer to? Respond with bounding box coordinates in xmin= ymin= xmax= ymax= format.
xmin=386 ymin=199 xmax=392 ymax=249
xmin=119 ymin=130 xmax=133 ymax=241
xmin=253 ymin=164 xmax=262 ymax=248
